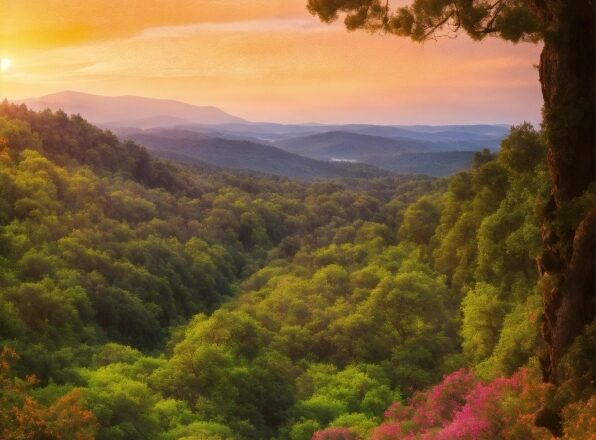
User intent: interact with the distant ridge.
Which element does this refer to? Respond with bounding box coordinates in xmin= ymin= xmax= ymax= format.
xmin=126 ymin=131 xmax=391 ymax=181
xmin=273 ymin=130 xmax=429 ymax=158
xmin=18 ymin=91 xmax=247 ymax=126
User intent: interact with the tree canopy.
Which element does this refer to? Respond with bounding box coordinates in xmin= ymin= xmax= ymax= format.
xmin=4 ymin=103 xmax=584 ymax=438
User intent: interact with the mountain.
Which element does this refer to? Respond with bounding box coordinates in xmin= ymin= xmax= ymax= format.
xmin=14 ymin=91 xmax=505 ymax=178
xmin=125 ymin=128 xmax=478 ymax=178
xmin=126 ymin=131 xmax=389 ymax=181
xmin=273 ymin=131 xmax=429 ymax=160
xmin=137 ymin=122 xmax=505 ymax=155
xmin=18 ymin=91 xmax=247 ymax=125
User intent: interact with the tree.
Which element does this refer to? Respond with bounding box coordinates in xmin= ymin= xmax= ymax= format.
xmin=460 ymin=283 xmax=510 ymax=367
xmin=307 ymin=0 xmax=594 ymax=431
xmin=398 ymin=196 xmax=440 ymax=245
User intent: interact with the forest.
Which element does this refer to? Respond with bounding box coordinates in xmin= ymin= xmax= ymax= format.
xmin=0 ymin=100 xmax=593 ymax=440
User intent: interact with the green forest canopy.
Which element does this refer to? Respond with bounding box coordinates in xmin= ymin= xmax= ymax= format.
xmin=0 ymin=102 xmax=593 ymax=439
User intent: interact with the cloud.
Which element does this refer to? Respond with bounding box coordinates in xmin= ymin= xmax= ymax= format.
xmin=134 ymin=17 xmax=340 ymax=40
xmin=0 ymin=0 xmax=311 ymax=48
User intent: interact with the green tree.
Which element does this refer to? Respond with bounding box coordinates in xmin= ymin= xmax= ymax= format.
xmin=397 ymin=196 xmax=440 ymax=245
xmin=460 ymin=283 xmax=507 ymax=365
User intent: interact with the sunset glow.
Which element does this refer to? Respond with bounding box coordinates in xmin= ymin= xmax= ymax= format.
xmin=0 ymin=0 xmax=543 ymax=124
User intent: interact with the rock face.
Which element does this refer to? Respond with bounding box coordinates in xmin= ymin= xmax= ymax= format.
xmin=533 ymin=0 xmax=595 ymax=400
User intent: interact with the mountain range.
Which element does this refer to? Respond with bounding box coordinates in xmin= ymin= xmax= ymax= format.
xmin=16 ymin=91 xmax=509 ymax=179
xmin=128 ymin=130 xmax=389 ymax=180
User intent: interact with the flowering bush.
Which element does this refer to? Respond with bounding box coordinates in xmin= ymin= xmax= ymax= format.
xmin=369 ymin=368 xmax=554 ymax=440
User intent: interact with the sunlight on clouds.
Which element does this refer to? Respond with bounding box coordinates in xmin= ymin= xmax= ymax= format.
xmin=1 ymin=0 xmax=543 ymax=124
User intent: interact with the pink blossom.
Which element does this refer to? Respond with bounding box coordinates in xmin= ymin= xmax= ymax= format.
xmin=370 ymin=369 xmax=548 ymax=439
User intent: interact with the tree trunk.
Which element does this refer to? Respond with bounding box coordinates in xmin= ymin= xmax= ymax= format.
xmin=535 ymin=0 xmax=595 ymax=410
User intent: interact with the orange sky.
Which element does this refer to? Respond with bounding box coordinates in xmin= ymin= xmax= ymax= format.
xmin=0 ymin=0 xmax=543 ymax=124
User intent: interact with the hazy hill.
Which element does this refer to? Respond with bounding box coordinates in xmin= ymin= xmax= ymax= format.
xmin=273 ymin=130 xmax=429 ymax=159
xmin=270 ymin=130 xmax=477 ymax=176
xmin=18 ymin=91 xmax=247 ymax=125
xmin=126 ymin=128 xmax=477 ymax=178
xmin=127 ymin=132 xmax=389 ymax=181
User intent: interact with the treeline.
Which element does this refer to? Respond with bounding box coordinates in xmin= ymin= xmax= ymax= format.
xmin=0 ymin=105 xmax=592 ymax=439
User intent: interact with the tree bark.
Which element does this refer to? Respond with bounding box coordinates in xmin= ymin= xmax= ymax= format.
xmin=535 ymin=0 xmax=595 ymax=390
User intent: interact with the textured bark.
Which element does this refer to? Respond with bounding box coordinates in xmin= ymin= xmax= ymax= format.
xmin=534 ymin=0 xmax=595 ymax=387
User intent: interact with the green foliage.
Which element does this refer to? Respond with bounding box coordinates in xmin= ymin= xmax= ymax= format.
xmin=397 ymin=196 xmax=440 ymax=244
xmin=461 ymin=283 xmax=508 ymax=364
xmin=434 ymin=124 xmax=547 ymax=380
xmin=0 ymin=107 xmax=557 ymax=438
xmin=83 ymin=367 xmax=160 ymax=439
xmin=284 ymin=364 xmax=395 ymax=439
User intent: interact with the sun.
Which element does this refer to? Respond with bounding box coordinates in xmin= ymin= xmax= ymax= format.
xmin=0 ymin=57 xmax=12 ymax=73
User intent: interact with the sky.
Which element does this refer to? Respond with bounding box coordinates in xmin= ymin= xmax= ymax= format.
xmin=0 ymin=0 xmax=543 ymax=125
